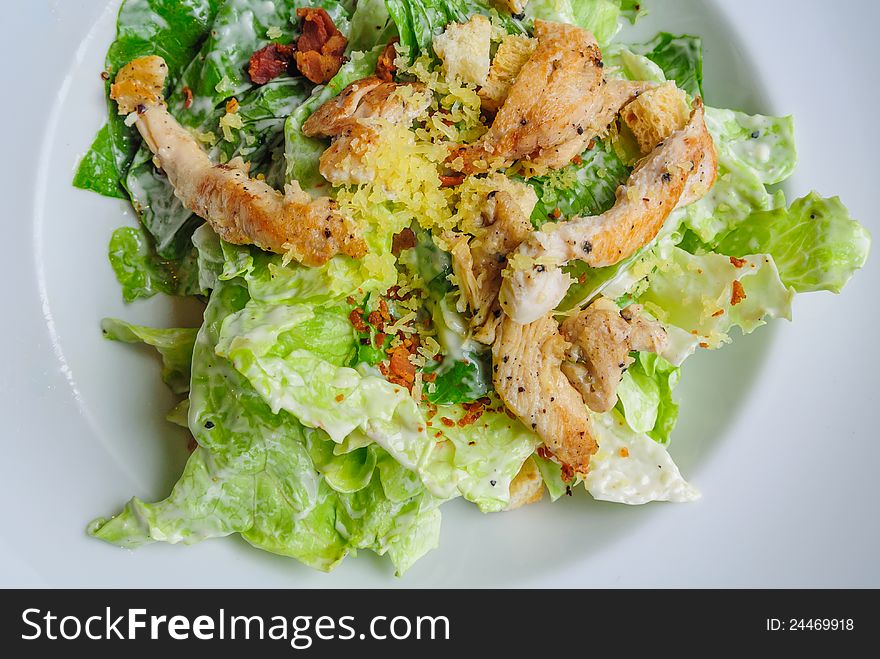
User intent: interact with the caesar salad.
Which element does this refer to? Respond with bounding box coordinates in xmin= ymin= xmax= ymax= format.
xmin=75 ymin=0 xmax=870 ymax=574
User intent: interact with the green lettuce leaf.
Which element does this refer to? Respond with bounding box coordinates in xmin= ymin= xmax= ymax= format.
xmin=108 ymin=226 xmax=200 ymax=302
xmin=349 ymin=0 xmax=399 ymax=52
xmin=585 ymin=410 xmax=699 ymax=504
xmin=638 ymin=245 xmax=794 ymax=351
xmin=527 ymin=140 xmax=631 ymax=228
xmin=714 ymin=192 xmax=871 ymax=294
xmin=73 ymin=0 xmax=224 ymax=199
xmin=101 ymin=319 xmax=198 ymax=394
xmin=213 ymin=284 xmax=538 ymax=512
xmin=616 ymin=352 xmax=680 ymax=444
xmin=630 ymin=32 xmax=703 ymax=97
xmin=527 ymin=0 xmax=629 ymax=44
xmin=91 ymin=279 xmax=442 ymax=575
xmin=683 ymin=107 xmax=796 ymax=244
xmin=385 ymin=0 xmax=526 ymax=59
xmin=125 ymin=2 xmax=311 ymax=262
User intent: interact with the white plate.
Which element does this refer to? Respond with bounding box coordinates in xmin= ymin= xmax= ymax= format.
xmin=1 ymin=0 xmax=877 ymax=587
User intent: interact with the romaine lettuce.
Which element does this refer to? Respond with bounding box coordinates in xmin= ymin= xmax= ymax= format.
xmin=639 ymin=245 xmax=794 ymax=350
xmin=101 ymin=319 xmax=198 ymax=395
xmin=715 ymin=192 xmax=871 ymax=294
xmin=91 ymin=279 xmax=442 ymax=574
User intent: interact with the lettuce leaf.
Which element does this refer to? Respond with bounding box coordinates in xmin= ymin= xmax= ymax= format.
xmin=125 ymin=2 xmax=310 ymax=263
xmin=714 ymin=192 xmax=871 ymax=294
xmin=527 ymin=0 xmax=630 ymax=44
xmin=349 ymin=0 xmax=399 ymax=52
xmin=585 ymin=411 xmax=699 ymax=504
xmin=73 ymin=0 xmax=224 ymax=199
xmin=683 ymin=107 xmax=796 ymax=244
xmin=108 ymin=226 xmax=201 ymax=302
xmin=616 ymin=352 xmax=680 ymax=445
xmin=630 ymin=32 xmax=703 ymax=97
xmin=91 ymin=279 xmax=442 ymax=575
xmin=527 ymin=140 xmax=631 ymax=227
xmin=214 ymin=292 xmax=538 ymax=511
xmin=639 ymin=245 xmax=794 ymax=351
xmin=101 ymin=319 xmax=198 ymax=394
xmin=385 ymin=0 xmax=526 ymax=59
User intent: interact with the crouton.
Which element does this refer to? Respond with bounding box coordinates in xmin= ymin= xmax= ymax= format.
xmin=479 ymin=34 xmax=536 ymax=113
xmin=504 ymin=457 xmax=545 ymax=511
xmin=432 ymin=15 xmax=492 ymax=86
xmin=621 ymin=82 xmax=691 ymax=154
xmin=110 ymin=56 xmax=168 ymax=115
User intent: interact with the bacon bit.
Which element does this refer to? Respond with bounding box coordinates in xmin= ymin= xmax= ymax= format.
xmin=619 ymin=447 xmax=629 ymax=458
xmin=435 ymin=431 xmax=444 ymax=438
xmin=440 ymin=417 xmax=456 ymax=428
xmin=560 ymin=463 xmax=575 ymax=483
xmin=433 ymin=354 xmax=444 ymax=363
xmin=457 ymin=401 xmax=485 ymax=427
xmin=182 ymin=85 xmax=193 ymax=109
xmin=690 ymin=330 xmax=699 ymax=336
xmin=388 ymin=345 xmax=416 ymax=385
xmin=699 ymin=342 xmax=709 ymax=349
xmin=468 ymin=441 xmax=476 ymax=446
xmin=348 ymin=308 xmax=367 ymax=332
xmin=551 ymin=207 xmax=562 ymax=220
xmin=392 ymin=227 xmax=417 ymax=256
xmin=367 ymin=310 xmax=385 ymax=331
xmin=346 ymin=296 xmax=356 ymax=305
xmin=423 ymin=372 xmax=437 ymax=383
xmin=377 ymin=298 xmax=391 ymax=322
xmin=374 ymin=332 xmax=387 ymax=348
xmin=711 ymin=309 xmax=725 ymax=317
xmin=571 ymin=154 xmax=583 ymax=166
xmin=425 ymin=404 xmax=438 ymax=420
xmin=100 ymin=70 xmax=111 ymax=81
xmin=440 ymin=173 xmax=466 ymax=188
xmin=417 ymin=426 xmax=424 ymax=433
xmin=504 ymin=408 xmax=517 ymax=420
xmin=375 ymin=38 xmax=400 ymax=82
xmin=335 ymin=394 xmax=345 ymax=402
xmin=729 ymin=256 xmax=748 ymax=269
xmin=536 ymin=446 xmax=553 ymax=460
xmin=731 ymin=280 xmax=747 ymax=306
xmin=295 ymin=8 xmax=348 ymax=84
xmin=225 ymin=97 xmax=239 ymax=114
xmin=248 ymin=42 xmax=296 ymax=85
xmin=578 ymin=273 xmax=588 ymax=284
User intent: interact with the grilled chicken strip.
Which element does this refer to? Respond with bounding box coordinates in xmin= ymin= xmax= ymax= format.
xmin=493 ymin=313 xmax=598 ymax=477
xmin=500 ymin=99 xmax=717 ymax=324
xmin=109 ymin=56 xmax=366 ymax=266
xmin=448 ymin=20 xmax=652 ymax=175
xmin=302 ymin=76 xmax=430 ymax=186
xmin=560 ymin=298 xmax=667 ymax=413
xmin=450 ymin=182 xmax=537 ymax=344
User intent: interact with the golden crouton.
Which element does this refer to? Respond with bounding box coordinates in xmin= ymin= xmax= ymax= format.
xmin=432 ymin=15 xmax=492 ymax=87
xmin=479 ymin=34 xmax=536 ymax=113
xmin=621 ymin=82 xmax=690 ymax=154
xmin=110 ymin=55 xmax=168 ymax=115
xmin=504 ymin=457 xmax=545 ymax=511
